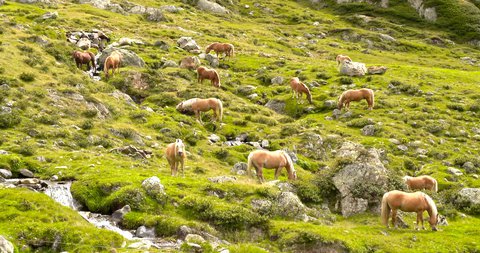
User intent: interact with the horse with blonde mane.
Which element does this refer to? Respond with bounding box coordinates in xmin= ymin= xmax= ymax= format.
xmin=197 ymin=66 xmax=221 ymax=88
xmin=381 ymin=190 xmax=439 ymax=231
xmin=104 ymin=51 xmax=122 ymax=79
xmin=404 ymin=175 xmax=438 ymax=192
xmin=73 ymin=51 xmax=96 ymax=72
xmin=336 ymin=54 xmax=352 ymax=66
xmin=176 ymin=98 xmax=223 ymax=124
xmin=206 ymin=42 xmax=235 ymax=59
xmin=247 ymin=150 xmax=297 ymax=183
xmin=338 ymin=88 xmax=374 ymax=111
xmin=166 ymin=139 xmax=186 ymax=177
xmin=290 ymin=77 xmax=312 ymax=104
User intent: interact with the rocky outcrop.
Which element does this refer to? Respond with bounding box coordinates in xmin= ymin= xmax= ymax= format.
xmin=136 ymin=226 xmax=156 ymax=238
xmin=265 ymin=99 xmax=286 ymax=114
xmin=180 ymin=56 xmax=201 ymax=69
xmin=339 ymin=61 xmax=367 ymax=76
xmin=142 ymin=176 xmax=165 ymax=201
xmin=275 ymin=192 xmax=306 ymax=219
xmin=177 ymin=37 xmax=201 ymax=52
xmin=332 ymin=141 xmax=389 ymax=217
xmin=455 ymin=188 xmax=480 ymax=214
xmin=407 ymin=0 xmax=437 ymax=21
xmin=97 ymin=48 xmax=145 ymax=69
xmin=197 ymin=0 xmax=229 ymax=14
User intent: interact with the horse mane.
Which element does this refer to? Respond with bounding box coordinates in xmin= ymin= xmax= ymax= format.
xmin=180 ymin=98 xmax=198 ymax=110
xmin=282 ymin=151 xmax=295 ymax=177
xmin=338 ymin=91 xmax=347 ymax=109
xmin=87 ymin=51 xmax=96 ymax=69
xmin=423 ymin=193 xmax=438 ymax=219
xmin=213 ymin=70 xmax=221 ymax=87
xmin=300 ymin=82 xmax=312 ymax=104
xmin=206 ymin=43 xmax=217 ymax=53
xmin=433 ymin=178 xmax=438 ymax=192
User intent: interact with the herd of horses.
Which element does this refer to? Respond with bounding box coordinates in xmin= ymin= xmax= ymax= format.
xmin=72 ymin=41 xmax=440 ymax=231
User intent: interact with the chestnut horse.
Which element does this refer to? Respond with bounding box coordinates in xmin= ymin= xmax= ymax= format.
xmin=176 ymin=98 xmax=223 ymax=124
xmin=381 ymin=190 xmax=439 ymax=231
xmin=338 ymin=88 xmax=374 ymax=111
xmin=197 ymin=66 xmax=221 ymax=88
xmin=206 ymin=42 xmax=234 ymax=58
xmin=290 ymin=77 xmax=312 ymax=104
xmin=403 ymin=175 xmax=438 ymax=192
xmin=104 ymin=51 xmax=122 ymax=79
xmin=336 ymin=54 xmax=352 ymax=66
xmin=247 ymin=150 xmax=297 ymax=183
xmin=166 ymin=139 xmax=186 ymax=177
xmin=73 ymin=51 xmax=96 ymax=71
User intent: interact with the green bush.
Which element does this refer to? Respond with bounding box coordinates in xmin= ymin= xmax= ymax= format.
xmin=339 ymin=77 xmax=353 ymax=85
xmin=0 ymin=111 xmax=21 ymax=128
xmin=19 ymin=72 xmax=35 ymax=82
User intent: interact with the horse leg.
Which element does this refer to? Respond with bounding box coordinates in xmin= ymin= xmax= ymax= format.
xmin=415 ymin=212 xmax=422 ymax=230
xmin=194 ymin=111 xmax=203 ymax=125
xmin=391 ymin=209 xmax=398 ymax=229
xmin=256 ymin=167 xmax=265 ymax=183
xmin=169 ymin=161 xmax=175 ymax=176
xmin=180 ymin=159 xmax=185 ymax=177
xmin=274 ymin=167 xmax=282 ymax=180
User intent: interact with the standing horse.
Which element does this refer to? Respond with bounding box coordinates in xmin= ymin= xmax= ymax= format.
xmin=403 ymin=175 xmax=438 ymax=192
xmin=336 ymin=54 xmax=352 ymax=66
xmin=104 ymin=51 xmax=122 ymax=79
xmin=290 ymin=77 xmax=312 ymax=104
xmin=338 ymin=88 xmax=374 ymax=111
xmin=197 ymin=66 xmax=221 ymax=88
xmin=166 ymin=139 xmax=186 ymax=177
xmin=73 ymin=51 xmax=96 ymax=72
xmin=176 ymin=98 xmax=223 ymax=124
xmin=247 ymin=150 xmax=297 ymax=183
xmin=381 ymin=190 xmax=439 ymax=231
xmin=206 ymin=42 xmax=235 ymax=58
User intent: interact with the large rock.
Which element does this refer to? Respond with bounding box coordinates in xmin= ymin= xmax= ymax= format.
xmin=136 ymin=226 xmax=156 ymax=238
xmin=339 ymin=61 xmax=367 ymax=76
xmin=251 ymin=199 xmax=273 ymax=215
xmin=141 ymin=176 xmax=165 ymax=200
xmin=265 ymin=99 xmax=286 ymax=114
xmin=455 ymin=188 xmax=480 ymax=214
xmin=179 ymin=56 xmax=201 ymax=69
xmin=205 ymin=54 xmax=219 ymax=68
xmin=0 ymin=236 xmax=14 ymax=253
xmin=333 ymin=141 xmax=389 ymax=217
xmin=274 ymin=192 xmax=306 ymax=219
xmin=231 ymin=162 xmax=247 ymax=175
xmin=19 ymin=168 xmax=34 ymax=178
xmin=97 ymin=48 xmax=145 ymax=69
xmin=361 ymin=125 xmax=375 ymax=136
xmin=177 ymin=37 xmax=201 ymax=52
xmin=298 ymin=132 xmax=326 ymax=160
xmin=271 ymin=76 xmax=284 ymax=85
xmin=76 ymin=37 xmax=91 ymax=50
xmin=367 ymin=66 xmax=388 ymax=75
xmin=112 ymin=205 xmax=131 ymax=223
xmin=0 ymin=169 xmax=12 ymax=178
xmin=197 ymin=0 xmax=229 ymax=14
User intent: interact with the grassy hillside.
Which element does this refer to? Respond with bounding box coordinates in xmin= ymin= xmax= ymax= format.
xmin=0 ymin=0 xmax=480 ymax=252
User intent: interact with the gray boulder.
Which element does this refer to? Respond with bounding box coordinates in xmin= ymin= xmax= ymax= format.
xmin=324 ymin=100 xmax=337 ymax=109
xmin=97 ymin=48 xmax=145 ymax=69
xmin=231 ymin=162 xmax=247 ymax=175
xmin=112 ymin=205 xmax=131 ymax=223
xmin=447 ymin=167 xmax=463 ymax=176
xmin=237 ymin=85 xmax=256 ymax=95
xmin=208 ymin=134 xmax=221 ymax=143
xmin=367 ymin=66 xmax=388 ymax=75
xmin=205 ymin=54 xmax=219 ymax=68
xmin=361 ymin=125 xmax=375 ymax=136
xmin=339 ymin=61 xmax=367 ymax=76
xmin=208 ymin=176 xmax=237 ymax=183
xmin=274 ymin=192 xmax=306 ymax=219
xmin=271 ymin=76 xmax=284 ymax=84
xmin=162 ymin=60 xmax=178 ymax=68
xmin=333 ymin=141 xmax=389 ymax=217
xmin=117 ymin=37 xmax=144 ymax=46
xmin=251 ymin=199 xmax=273 ymax=215
xmin=0 ymin=236 xmax=14 ymax=253
xmin=177 ymin=37 xmax=201 ymax=52
xmin=0 ymin=169 xmax=12 ymax=178
xmin=456 ymin=188 xmax=480 ymax=213
xmin=78 ymin=0 xmax=110 ymax=9
xmin=136 ymin=226 xmax=156 ymax=238
xmin=379 ymin=33 xmax=396 ymax=42
xmin=197 ymin=0 xmax=229 ymax=14
xmin=76 ymin=37 xmax=91 ymax=50
xmin=298 ymin=132 xmax=326 ymax=160
xmin=265 ymin=99 xmax=286 ymax=114
xmin=41 ymin=11 xmax=58 ymax=19
xmin=141 ymin=176 xmax=165 ymax=200
xmin=19 ymin=168 xmax=34 ymax=178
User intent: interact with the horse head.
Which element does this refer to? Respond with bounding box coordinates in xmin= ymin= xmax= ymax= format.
xmin=402 ymin=176 xmax=410 ymax=183
xmin=176 ymin=102 xmax=184 ymax=112
xmin=175 ymin=139 xmax=185 ymax=156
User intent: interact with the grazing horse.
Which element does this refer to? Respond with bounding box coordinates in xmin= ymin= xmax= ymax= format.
xmin=381 ymin=190 xmax=439 ymax=231
xmin=73 ymin=51 xmax=96 ymax=72
xmin=176 ymin=98 xmax=223 ymax=124
xmin=206 ymin=42 xmax=235 ymax=58
xmin=290 ymin=77 xmax=312 ymax=104
xmin=338 ymin=88 xmax=374 ymax=111
xmin=166 ymin=139 xmax=186 ymax=177
xmin=336 ymin=54 xmax=352 ymax=66
xmin=403 ymin=175 xmax=438 ymax=192
xmin=197 ymin=66 xmax=221 ymax=88
xmin=104 ymin=51 xmax=122 ymax=79
xmin=247 ymin=150 xmax=297 ymax=183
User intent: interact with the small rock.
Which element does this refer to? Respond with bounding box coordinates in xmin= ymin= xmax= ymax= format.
xmin=112 ymin=205 xmax=131 ymax=223
xmin=162 ymin=60 xmax=178 ymax=68
xmin=0 ymin=169 xmax=12 ymax=178
xmin=154 ymin=40 xmax=170 ymax=51
xmin=142 ymin=176 xmax=165 ymax=199
xmin=208 ymin=176 xmax=237 ymax=183
xmin=135 ymin=226 xmax=156 ymax=238
xmin=251 ymin=199 xmax=273 ymax=215
xmin=237 ymin=85 xmax=256 ymax=95
xmin=19 ymin=169 xmax=34 ymax=178
xmin=271 ymin=76 xmax=284 ymax=84
xmin=361 ymin=125 xmax=375 ymax=136
xmin=261 ymin=140 xmax=269 ymax=148
xmin=177 ymin=37 xmax=201 ymax=52
xmin=208 ymin=134 xmax=221 ymax=143
xmin=367 ymin=66 xmax=387 ymax=75
xmin=324 ymin=100 xmax=337 ymax=109
xmin=179 ymin=56 xmax=201 ymax=69
xmin=41 ymin=11 xmax=58 ymax=20
xmin=379 ymin=34 xmax=396 ymax=42
xmin=447 ymin=167 xmax=463 ymax=176
xmin=231 ymin=162 xmax=247 ymax=175
xmin=0 ymin=150 xmax=8 ymax=155
xmin=51 ymin=175 xmax=59 ymax=181
xmin=397 ymin=145 xmax=408 ymax=151
xmin=0 ymin=235 xmax=14 ymax=253
xmin=127 ymin=241 xmax=151 ymax=250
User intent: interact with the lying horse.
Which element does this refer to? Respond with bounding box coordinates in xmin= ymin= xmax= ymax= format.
xmin=247 ymin=150 xmax=297 ymax=183
xmin=338 ymin=88 xmax=374 ymax=111
xmin=336 ymin=54 xmax=352 ymax=66
xmin=104 ymin=51 xmax=122 ymax=79
xmin=197 ymin=66 xmax=221 ymax=88
xmin=206 ymin=42 xmax=234 ymax=58
xmin=290 ymin=77 xmax=312 ymax=104
xmin=73 ymin=51 xmax=96 ymax=72
xmin=381 ymin=190 xmax=439 ymax=231
xmin=166 ymin=139 xmax=186 ymax=177
xmin=403 ymin=175 xmax=438 ymax=192
xmin=176 ymin=98 xmax=223 ymax=124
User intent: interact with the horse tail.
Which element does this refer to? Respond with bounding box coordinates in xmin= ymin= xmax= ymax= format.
xmin=338 ymin=91 xmax=346 ymax=109
xmin=88 ymin=51 xmax=96 ymax=70
xmin=369 ymin=89 xmax=375 ymax=109
xmin=282 ymin=151 xmax=296 ymax=179
xmin=104 ymin=56 xmax=110 ymax=77
xmin=433 ymin=178 xmax=438 ymax=193
xmin=206 ymin=44 xmax=211 ymax=54
xmin=217 ymin=99 xmax=223 ymax=122
xmin=230 ymin=44 xmax=234 ymax=57
xmin=247 ymin=152 xmax=254 ymax=178
xmin=381 ymin=192 xmax=391 ymax=226
xmin=424 ymin=193 xmax=438 ymax=220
